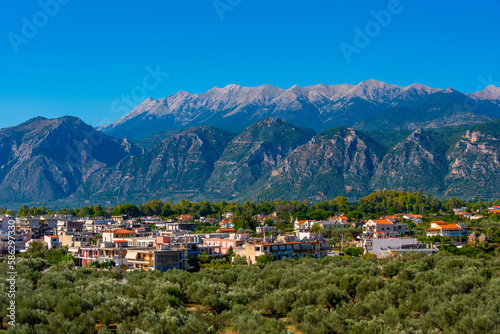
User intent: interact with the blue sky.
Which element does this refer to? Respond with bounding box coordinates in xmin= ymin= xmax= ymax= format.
xmin=0 ymin=0 xmax=499 ymax=129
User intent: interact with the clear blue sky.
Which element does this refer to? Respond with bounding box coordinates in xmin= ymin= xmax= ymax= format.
xmin=0 ymin=0 xmax=499 ymax=129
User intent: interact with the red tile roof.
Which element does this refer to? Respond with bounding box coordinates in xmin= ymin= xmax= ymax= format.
xmin=430 ymin=221 xmax=447 ymax=225
xmin=374 ymin=219 xmax=393 ymax=225
xmin=440 ymin=224 xmax=463 ymax=230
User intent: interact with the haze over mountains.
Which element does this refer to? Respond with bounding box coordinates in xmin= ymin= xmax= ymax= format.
xmin=100 ymin=80 xmax=500 ymax=140
xmin=2 ymin=80 xmax=500 ymax=205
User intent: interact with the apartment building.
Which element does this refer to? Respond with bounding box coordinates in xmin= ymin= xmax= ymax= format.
xmin=235 ymin=237 xmax=328 ymax=264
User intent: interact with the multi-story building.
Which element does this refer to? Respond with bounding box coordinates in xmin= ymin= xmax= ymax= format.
xmin=59 ymin=232 xmax=93 ymax=248
xmin=362 ymin=219 xmax=408 ymax=238
xmin=0 ymin=216 xmax=14 ymax=234
xmin=235 ymin=236 xmax=328 ymax=264
xmin=43 ymin=235 xmax=60 ymax=250
xmin=125 ymin=248 xmax=188 ymax=271
xmin=164 ymin=222 xmax=196 ymax=232
xmin=102 ymin=229 xmax=135 ymax=242
xmin=203 ymin=233 xmax=250 ymax=255
xmin=16 ymin=217 xmax=55 ymax=239
xmin=0 ymin=231 xmax=30 ymax=255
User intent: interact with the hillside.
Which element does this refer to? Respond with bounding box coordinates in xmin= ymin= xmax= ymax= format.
xmin=2 ymin=116 xmax=500 ymax=204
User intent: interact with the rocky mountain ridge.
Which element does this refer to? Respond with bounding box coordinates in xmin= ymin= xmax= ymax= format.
xmin=100 ymin=80 xmax=500 ymax=140
xmin=1 ymin=116 xmax=500 ymax=204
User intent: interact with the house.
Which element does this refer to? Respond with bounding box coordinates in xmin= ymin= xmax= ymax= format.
xmin=426 ymin=221 xmax=467 ymax=238
xmin=293 ymin=219 xmax=316 ymax=231
xmin=222 ymin=212 xmax=234 ymax=219
xmin=199 ymin=217 xmax=217 ymax=225
xmin=362 ymin=219 xmax=407 ymax=238
xmin=329 ymin=216 xmax=349 ymax=224
xmin=254 ymin=214 xmax=277 ymax=225
xmin=457 ymin=212 xmax=472 ymax=219
xmin=403 ymin=214 xmax=423 ymax=224
xmin=488 ymin=206 xmax=500 ymax=213
xmin=470 ymin=214 xmax=485 ymax=220
xmin=350 ymin=221 xmax=365 ymax=229
xmin=319 ymin=220 xmax=351 ymax=231
xmin=177 ymin=214 xmax=194 ymax=222
xmin=453 ymin=207 xmax=467 ymax=214
xmin=220 ymin=219 xmax=234 ymax=229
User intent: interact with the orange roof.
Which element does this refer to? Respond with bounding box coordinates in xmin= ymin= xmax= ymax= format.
xmin=491 ymin=209 xmax=500 ymax=213
xmin=430 ymin=221 xmax=447 ymax=225
xmin=113 ymin=229 xmax=134 ymax=234
xmin=428 ymin=223 xmax=462 ymax=230
xmin=114 ymin=240 xmax=128 ymax=243
xmin=45 ymin=235 xmax=58 ymax=238
xmin=374 ymin=219 xmax=393 ymax=225
xmin=406 ymin=214 xmax=423 ymax=218
xmin=297 ymin=220 xmax=307 ymax=223
xmin=440 ymin=224 xmax=462 ymax=230
xmin=217 ymin=228 xmax=236 ymax=232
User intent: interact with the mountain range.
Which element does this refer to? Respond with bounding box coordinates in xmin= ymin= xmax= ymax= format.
xmin=1 ymin=114 xmax=500 ymax=205
xmin=99 ymin=80 xmax=500 ymax=140
xmin=1 ymin=80 xmax=500 ymax=205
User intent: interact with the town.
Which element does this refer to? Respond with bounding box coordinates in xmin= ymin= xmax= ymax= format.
xmin=2 ymin=192 xmax=499 ymax=271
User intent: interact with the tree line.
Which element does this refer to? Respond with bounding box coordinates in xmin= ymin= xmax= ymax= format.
xmin=12 ymin=190 xmax=500 ymax=220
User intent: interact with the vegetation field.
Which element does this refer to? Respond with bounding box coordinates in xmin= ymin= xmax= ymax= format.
xmin=2 ymin=248 xmax=500 ymax=333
